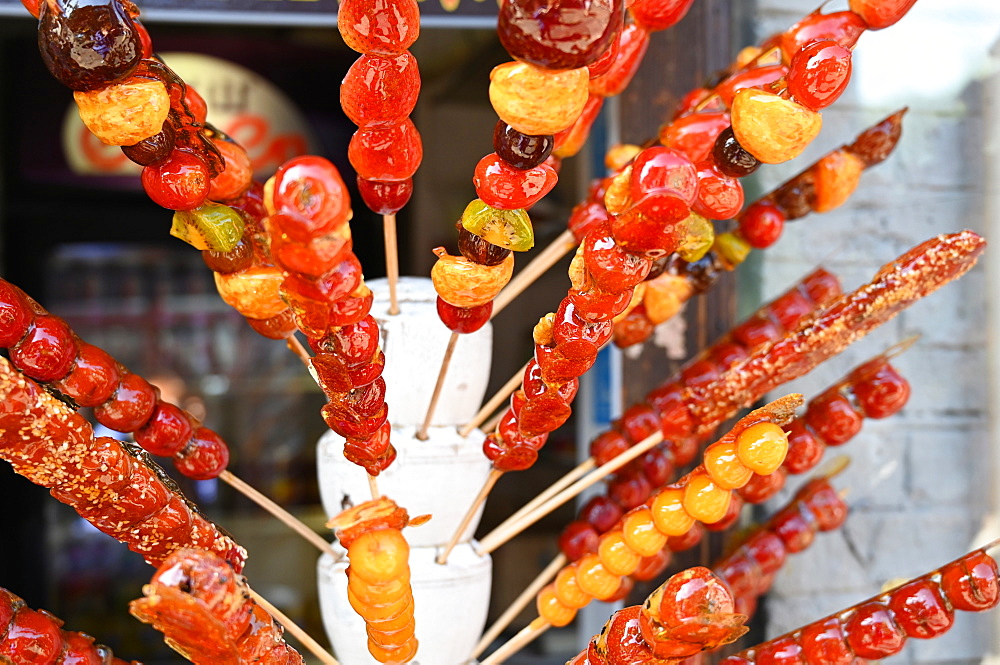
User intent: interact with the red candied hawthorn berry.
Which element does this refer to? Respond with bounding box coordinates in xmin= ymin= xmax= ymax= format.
xmin=768 ymin=287 xmax=814 ymax=331
xmin=93 ymin=371 xmax=158 ymax=432
xmin=629 ymin=0 xmax=696 ymax=32
xmin=780 ymin=9 xmax=867 ymax=56
xmin=473 ymin=153 xmax=558 ymax=210
xmin=782 ymin=420 xmax=824 ymax=475
xmin=174 ymin=427 xmax=230 ymax=480
xmin=348 ymin=119 xmax=423 ymax=182
xmin=618 ymin=403 xmax=660 ymax=444
xmin=787 ymin=40 xmax=853 ymax=111
xmin=804 ymin=391 xmax=863 ymax=445
xmin=754 ymin=636 xmax=804 ymax=665
xmin=338 ymin=0 xmax=420 ymax=56
xmin=887 ymin=579 xmax=955 ymax=639
xmin=272 ymin=155 xmax=351 ymax=225
xmin=744 ymin=531 xmax=787 ymax=575
xmin=580 ymin=495 xmax=624 ymax=533
xmin=731 ymin=315 xmax=781 ymax=351
xmin=641 ymin=447 xmax=673 ymax=487
xmin=358 ymin=177 xmax=413 ymax=215
xmin=850 ymin=359 xmax=910 ymax=419
xmin=10 ymin=315 xmax=78 ymax=382
xmin=141 ymin=150 xmax=210 ymax=211
xmin=0 ymin=281 xmax=32 ymax=347
xmin=341 ymin=53 xmax=420 ymax=127
xmin=692 ymin=161 xmax=744 ymax=220
xmin=770 ymin=507 xmax=815 ymax=553
xmin=590 ymin=430 xmax=630 ymax=467
xmin=559 ymin=520 xmax=599 ymax=561
xmin=659 ymin=111 xmax=730 ymax=164
xmin=608 ymin=470 xmax=651 ymax=510
xmin=2 ymin=607 xmax=63 ymax=662
xmin=52 ymin=342 xmax=120 ymax=407
xmin=843 ymin=602 xmax=906 ymax=659
xmin=436 ymin=298 xmax=492 ymax=334
xmin=582 ymin=222 xmax=653 ymax=293
xmin=739 ymin=201 xmax=786 ymax=249
xmin=798 ymin=617 xmax=854 ymax=665
xmin=849 ymin=0 xmax=918 ymax=30
xmin=629 ymin=146 xmax=698 ymax=214
xmin=940 ymin=551 xmax=1000 ymax=612
xmin=134 ymin=401 xmax=195 ymax=457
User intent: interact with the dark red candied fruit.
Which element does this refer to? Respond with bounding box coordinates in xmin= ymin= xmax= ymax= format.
xmin=436 ymin=298 xmax=492 ymax=334
xmin=680 ymin=359 xmax=720 ymax=389
xmin=849 ymin=360 xmax=910 ymax=419
xmin=787 ymin=40 xmax=852 ymax=111
xmin=38 ymin=0 xmax=142 ymax=91
xmin=799 ymin=480 xmax=848 ymax=531
xmin=646 ymin=382 xmax=694 ymax=440
xmin=141 ymin=150 xmax=210 ymax=211
xmin=473 ymin=153 xmax=558 ymax=210
xmin=10 ymin=315 xmax=78 ymax=382
xmin=802 ymin=268 xmax=842 ymax=305
xmin=611 ymin=304 xmax=654 ymax=348
xmin=312 ymin=315 xmax=380 ymax=366
xmin=498 ymin=0 xmax=623 ymax=70
xmin=712 ymin=125 xmax=761 ymax=179
xmin=744 ymin=531 xmax=787 ymax=575
xmin=93 ymin=371 xmax=157 ymax=432
xmin=843 ymin=602 xmax=906 ymax=659
xmin=731 ymin=315 xmax=781 ymax=351
xmin=580 ymin=494 xmax=624 ymax=534
xmin=847 ymin=108 xmax=906 ymax=166
xmin=628 ymin=0 xmax=696 ymax=32
xmin=535 ymin=343 xmax=596 ymax=384
xmin=768 ymin=286 xmax=814 ymax=331
xmin=770 ymin=507 xmax=815 ymax=553
xmin=716 ymin=554 xmax=759 ymax=597
xmin=608 ymin=470 xmax=651 ymax=510
xmin=738 ymin=200 xmax=786 ymax=249
xmin=666 ymin=521 xmax=703 ymax=552
xmin=804 ymin=391 xmax=863 ymax=445
xmin=798 ymin=617 xmax=854 ymax=665
xmin=493 ymin=121 xmax=554 ymax=171
xmin=201 ymin=237 xmax=254 ymax=275
xmin=491 ymin=442 xmax=539 ymax=472
xmin=174 ymin=427 xmax=230 ymax=480
xmin=134 ymin=401 xmax=195 ymax=457
xmin=754 ymin=636 xmax=804 ymax=665
xmin=618 ymin=403 xmax=660 ymax=444
xmin=0 ymin=281 xmax=33 ymax=347
xmin=568 ymin=286 xmax=633 ymax=323
xmin=692 ymin=161 xmax=744 ymax=220
xmin=246 ymin=310 xmax=297 ymax=340
xmin=632 ymin=548 xmax=671 ymax=581
xmin=456 ymin=223 xmax=512 ymax=267
xmin=327 ymin=289 xmax=374 ymax=328
xmin=567 ymin=199 xmax=610 ymax=243
xmin=52 ymin=342 xmax=120 ymax=407
xmin=887 ymin=579 xmax=955 ymax=639
xmin=348 ymin=119 xmax=423 ymax=182
xmin=939 ymin=551 xmax=1000 ymax=612
xmin=357 ymin=177 xmax=413 ymax=216
xmin=337 ymin=0 xmax=420 ymax=56
xmin=340 ymin=52 xmax=420 ymax=127
xmin=347 ymin=350 xmax=386 ymax=388
xmin=782 ymin=419 xmax=825 ymax=475
xmin=590 ymin=430 xmax=630 ymax=467
xmin=559 ymin=520 xmax=599 ymax=561
xmin=122 ymin=121 xmax=176 ymax=167
xmin=496 ymin=407 xmax=547 ymax=450
xmin=711 ymin=341 xmax=749 ymax=369
xmin=640 ymin=447 xmax=673 ymax=487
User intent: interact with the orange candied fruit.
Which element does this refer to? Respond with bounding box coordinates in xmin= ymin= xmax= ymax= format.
xmin=703 ymin=440 xmax=753 ymax=490
xmin=367 ymin=638 xmax=418 ymax=664
xmin=537 ymin=584 xmax=578 ymax=627
xmin=735 ymin=421 xmax=789 ymax=475
xmin=621 ymin=508 xmax=668 ymax=558
xmin=213 ymin=266 xmax=287 ymax=319
xmin=554 ymin=564 xmax=592 ymax=609
xmin=347 ymin=529 xmax=410 ymax=584
xmin=681 ymin=472 xmax=732 ymax=524
xmin=813 ymin=149 xmax=865 ymax=213
xmin=650 ymin=487 xmax=695 ymax=536
xmin=338 ymin=0 xmax=420 ymax=56
xmin=597 ymin=530 xmax=642 ymax=576
xmin=575 ymin=553 xmax=622 ymax=601
xmin=431 ymin=248 xmax=514 ymax=308
xmin=731 ymin=89 xmax=822 ymax=164
xmin=74 ymin=77 xmax=170 ymax=147
xmin=489 ymin=61 xmax=589 ymax=136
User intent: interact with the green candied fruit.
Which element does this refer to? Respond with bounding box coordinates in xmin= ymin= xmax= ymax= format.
xmin=713 ymin=230 xmax=752 ymax=267
xmin=676 ymin=212 xmax=714 ymax=263
xmin=460 ymin=198 xmax=534 ymax=252
xmin=170 ymin=203 xmax=245 ymax=252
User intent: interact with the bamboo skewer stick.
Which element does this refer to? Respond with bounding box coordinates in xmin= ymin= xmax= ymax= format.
xmin=471 ymin=554 xmax=567 ymax=660
xmin=368 ymin=474 xmax=381 ymax=500
xmin=482 ymin=459 xmax=596 ymax=554
xmin=219 ymin=470 xmax=338 ymax=560
xmin=481 ymin=410 xmax=504 ymax=436
xmin=286 ymin=335 xmax=313 ymax=367
xmin=477 ymin=431 xmax=664 ymax=555
xmin=459 ymin=362 xmax=529 ymax=438
xmin=492 ymin=229 xmax=576 ymax=317
xmin=480 ymin=616 xmax=550 ymax=665
xmin=437 ymin=468 xmax=503 ymax=565
xmin=416 ymin=331 xmax=460 ymax=441
xmin=383 ymin=213 xmax=400 ymax=315
xmin=248 ymin=588 xmax=340 ymax=665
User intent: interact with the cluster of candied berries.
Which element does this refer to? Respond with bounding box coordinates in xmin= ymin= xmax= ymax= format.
xmin=0 ymin=279 xmax=231 ymax=480
xmin=535 ymin=415 xmax=791 ymax=628
xmin=327 ymin=498 xmax=420 ymax=664
xmin=339 ymin=0 xmax=423 ymax=216
xmin=722 ymin=549 xmax=1000 ymax=664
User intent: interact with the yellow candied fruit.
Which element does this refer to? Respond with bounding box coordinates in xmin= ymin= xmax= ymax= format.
xmin=348 ymin=529 xmax=410 ymax=584
xmin=681 ymin=472 xmax=732 ymax=524
xmin=714 ymin=231 xmax=752 ymax=268
xmin=430 ymin=248 xmax=515 ymax=308
xmin=533 ymin=313 xmax=555 ymax=346
xmin=568 ymin=244 xmax=588 ymax=291
xmin=643 ymin=273 xmax=693 ymax=325
xmin=74 ymin=77 xmax=170 ymax=146
xmin=621 ymin=508 xmax=668 ymax=558
xmin=813 ymin=149 xmax=866 ymax=213
xmin=650 ymin=487 xmax=695 ymax=536
xmin=676 ymin=212 xmax=715 ymax=263
xmin=170 ymin=203 xmax=245 ymax=252
xmin=537 ymin=584 xmax=578 ymax=627
xmin=575 ymin=553 xmax=622 ymax=601
xmin=489 ymin=61 xmax=589 ymax=135
xmin=734 ymin=46 xmax=763 ymax=70
xmin=461 ymin=199 xmax=534 ymax=252
xmin=554 ymin=564 xmax=591 ymax=609
xmin=214 ymin=266 xmax=287 ymax=319
xmin=731 ymin=89 xmax=822 ymax=164
xmin=605 ymin=144 xmax=642 ymax=172
xmin=604 ymin=166 xmax=633 ymax=215
xmin=735 ymin=421 xmax=789 ymax=475
xmin=597 ymin=531 xmax=642 ymax=576
xmin=703 ymin=440 xmax=754 ymax=490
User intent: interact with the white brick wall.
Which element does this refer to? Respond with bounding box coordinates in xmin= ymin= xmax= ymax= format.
xmin=751 ymin=1 xmax=1000 ymax=662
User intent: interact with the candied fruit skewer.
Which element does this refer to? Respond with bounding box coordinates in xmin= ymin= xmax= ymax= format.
xmin=0 ymin=277 xmax=339 ymax=558
xmin=715 ymin=475 xmax=849 ymax=619
xmin=0 ymin=356 xmax=247 ymax=572
xmin=479 ymin=229 xmax=980 ymax=556
xmin=326 ymin=498 xmax=422 ymax=664
xmin=616 ymin=109 xmax=906 ymax=347
xmin=475 ymin=396 xmax=797 ymax=658
xmin=0 ymin=586 xmax=139 ymax=664
xmin=130 ymin=547 xmax=318 ymax=665
xmin=338 ymin=0 xmax=423 ymax=315
xmin=719 ymin=541 xmax=1000 ymax=665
